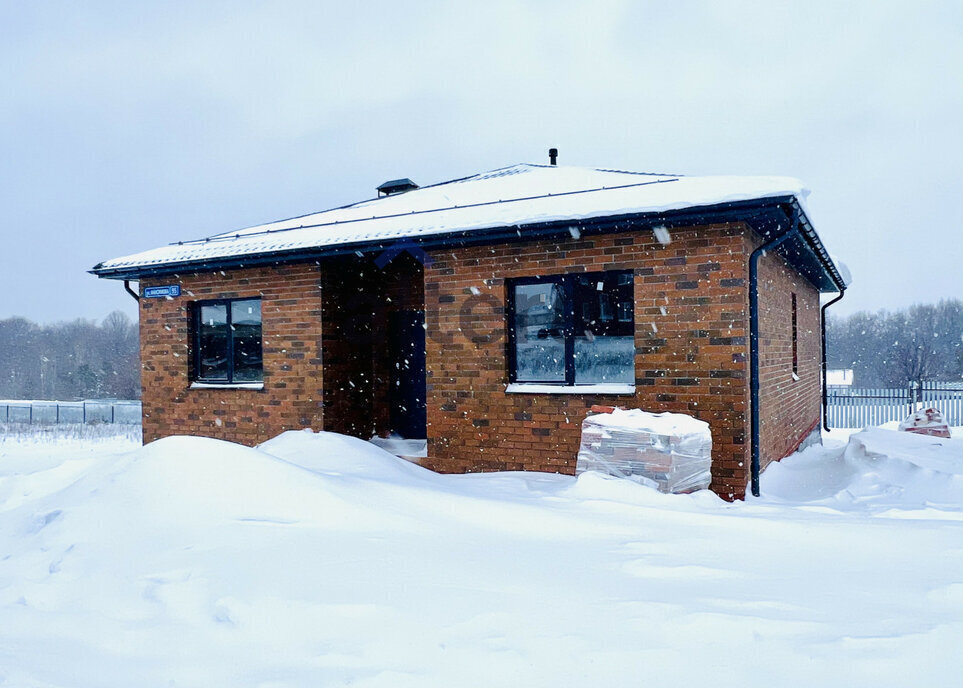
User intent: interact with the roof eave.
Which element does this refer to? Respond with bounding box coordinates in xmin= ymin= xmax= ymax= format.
xmin=92 ymin=195 xmax=840 ymax=285
xmin=792 ymin=198 xmax=846 ymax=292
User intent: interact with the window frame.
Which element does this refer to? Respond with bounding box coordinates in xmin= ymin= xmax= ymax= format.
xmin=506 ymin=270 xmax=634 ymax=386
xmin=191 ymin=297 xmax=263 ymax=385
xmin=791 ymin=292 xmax=798 ymax=375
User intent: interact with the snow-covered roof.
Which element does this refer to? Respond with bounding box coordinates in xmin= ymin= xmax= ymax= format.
xmin=826 ymin=369 xmax=854 ymax=386
xmin=92 ymin=163 xmax=811 ymax=278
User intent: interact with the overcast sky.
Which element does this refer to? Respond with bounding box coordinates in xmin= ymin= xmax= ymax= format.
xmin=1 ymin=1 xmax=960 ymax=323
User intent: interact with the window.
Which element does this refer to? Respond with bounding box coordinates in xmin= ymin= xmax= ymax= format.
xmin=507 ymin=271 xmax=634 ymax=385
xmin=193 ymin=298 xmax=263 ymax=383
xmin=791 ymin=292 xmax=798 ymax=375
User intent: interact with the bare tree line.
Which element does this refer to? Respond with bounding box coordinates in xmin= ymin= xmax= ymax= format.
xmin=0 ymin=311 xmax=139 ymax=400
xmin=826 ymin=299 xmax=963 ymax=388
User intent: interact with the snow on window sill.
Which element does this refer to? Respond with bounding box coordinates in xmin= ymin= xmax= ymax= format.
xmin=505 ymin=383 xmax=636 ymax=395
xmin=190 ymin=382 xmax=264 ymax=390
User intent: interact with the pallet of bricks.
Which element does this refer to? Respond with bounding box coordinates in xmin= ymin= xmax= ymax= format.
xmin=575 ymin=406 xmax=712 ymax=493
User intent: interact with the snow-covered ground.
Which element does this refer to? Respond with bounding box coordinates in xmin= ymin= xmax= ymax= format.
xmin=0 ymin=426 xmax=960 ymax=687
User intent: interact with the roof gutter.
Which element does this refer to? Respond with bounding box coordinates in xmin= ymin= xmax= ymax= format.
xmin=788 ymin=198 xmax=846 ymax=289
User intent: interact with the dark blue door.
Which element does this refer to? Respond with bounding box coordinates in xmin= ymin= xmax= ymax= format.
xmin=389 ymin=310 xmax=427 ymax=439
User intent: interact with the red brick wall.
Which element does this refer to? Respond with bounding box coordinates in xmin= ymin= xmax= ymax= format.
xmin=139 ymin=264 xmax=324 ymax=444
xmin=423 ymin=223 xmax=754 ymax=500
xmin=756 ymin=250 xmax=822 ymax=471
xmin=136 ymin=223 xmax=823 ymax=502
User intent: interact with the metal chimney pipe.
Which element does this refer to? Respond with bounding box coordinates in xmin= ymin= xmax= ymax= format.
xmin=549 ymin=148 xmax=558 ymax=165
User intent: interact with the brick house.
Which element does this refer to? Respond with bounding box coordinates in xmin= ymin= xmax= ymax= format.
xmin=92 ymin=159 xmax=847 ymax=500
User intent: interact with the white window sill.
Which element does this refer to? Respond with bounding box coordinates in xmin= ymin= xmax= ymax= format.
xmin=190 ymin=382 xmax=264 ymax=390
xmin=505 ymin=383 xmax=636 ymax=395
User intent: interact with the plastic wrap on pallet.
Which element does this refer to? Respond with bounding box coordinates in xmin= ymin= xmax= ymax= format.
xmin=576 ymin=409 xmax=712 ymax=493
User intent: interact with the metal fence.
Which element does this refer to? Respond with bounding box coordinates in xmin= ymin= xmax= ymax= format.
xmin=4 ymin=385 xmax=959 ymax=429
xmin=827 ymin=382 xmax=963 ymax=428
xmin=0 ymin=400 xmax=142 ymax=425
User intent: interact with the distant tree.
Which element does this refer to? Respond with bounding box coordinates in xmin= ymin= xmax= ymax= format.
xmin=827 ymin=299 xmax=963 ymax=387
xmin=97 ymin=311 xmax=140 ymax=398
xmin=72 ymin=364 xmax=102 ymax=396
xmin=0 ymin=311 xmax=140 ymax=400
xmin=0 ymin=317 xmax=41 ymax=398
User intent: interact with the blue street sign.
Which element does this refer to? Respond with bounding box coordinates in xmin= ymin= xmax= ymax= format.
xmin=143 ymin=285 xmax=181 ymax=299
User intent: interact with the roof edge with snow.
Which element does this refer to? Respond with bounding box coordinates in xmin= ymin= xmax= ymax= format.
xmin=90 ymin=163 xmax=845 ymax=291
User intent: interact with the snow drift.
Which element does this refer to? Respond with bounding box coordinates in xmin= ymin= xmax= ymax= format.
xmin=0 ymin=428 xmax=960 ymax=687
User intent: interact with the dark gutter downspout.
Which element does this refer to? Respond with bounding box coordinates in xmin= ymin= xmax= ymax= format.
xmin=820 ymin=291 xmax=845 ymax=431
xmin=748 ymin=212 xmax=800 ymax=498
xmin=124 ymin=280 xmax=140 ymax=302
